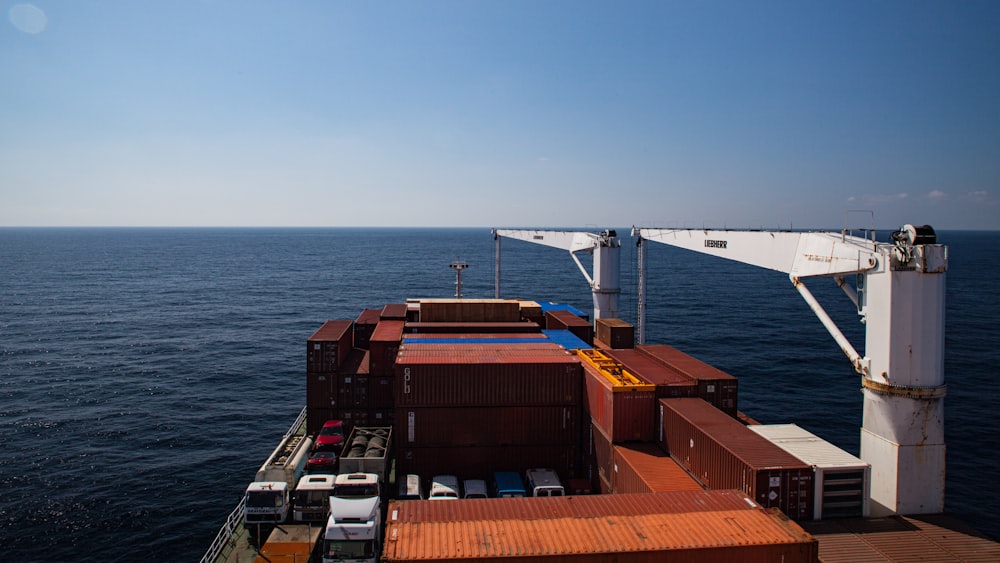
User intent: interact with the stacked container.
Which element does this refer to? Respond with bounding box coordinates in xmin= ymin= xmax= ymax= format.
xmin=594 ymin=317 xmax=635 ymax=349
xmin=748 ymin=423 xmax=871 ymax=520
xmin=544 ymin=309 xmax=594 ymax=345
xmin=659 ymin=398 xmax=815 ymax=521
xmin=305 ymin=320 xmax=355 ymax=434
xmin=610 ymin=442 xmax=703 ymax=494
xmin=637 ymin=344 xmax=739 ymax=417
xmin=394 ymin=340 xmax=582 ymax=480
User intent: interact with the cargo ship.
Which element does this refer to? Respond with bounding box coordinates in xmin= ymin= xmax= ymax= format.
xmin=201 ymin=226 xmax=1000 ymax=563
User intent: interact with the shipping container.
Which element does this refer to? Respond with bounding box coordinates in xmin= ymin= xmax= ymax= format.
xmin=640 ymin=344 xmax=738 ymax=417
xmin=396 ymin=444 xmax=580 ymax=483
xmin=586 ymin=419 xmax=614 ymax=486
xmin=544 ymin=309 xmax=594 ymax=345
xmin=542 ymin=329 xmax=593 ymax=351
xmin=382 ymin=491 xmax=818 ymax=563
xmin=353 ymin=308 xmax=382 ymax=350
xmin=370 ymin=320 xmax=405 ymax=376
xmin=404 ymin=332 xmax=546 ymax=340
xmin=518 ymin=300 xmax=543 ymax=324
xmin=417 ymin=299 xmax=522 ymax=323
xmin=605 ymin=348 xmax=699 ymax=399
xmin=404 ymin=321 xmax=540 ymax=334
xmin=659 ymin=398 xmax=814 ymax=521
xmin=370 ymin=375 xmax=394 ymax=409
xmin=396 ymin=405 xmax=580 ymax=447
xmin=595 ymin=317 xmax=635 ymax=349
xmin=394 ymin=348 xmax=581 ymax=407
xmin=306 ymin=371 xmax=334 ymax=410
xmin=253 ymin=523 xmax=321 ymax=563
xmin=579 ymin=349 xmax=656 ymax=443
xmin=611 ymin=442 xmax=703 ymax=494
xmin=306 ymin=320 xmax=353 ymax=373
xmin=381 ymin=303 xmax=408 ymax=320
xmin=748 ymin=424 xmax=871 ymax=520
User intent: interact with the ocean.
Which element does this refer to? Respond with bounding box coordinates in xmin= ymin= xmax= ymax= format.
xmin=1 ymin=227 xmax=998 ymax=561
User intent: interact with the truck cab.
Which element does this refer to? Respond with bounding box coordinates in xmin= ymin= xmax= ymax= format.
xmin=332 ymin=473 xmax=381 ymax=499
xmin=244 ymin=481 xmax=290 ymax=525
xmin=323 ymin=495 xmax=381 ymax=563
xmin=526 ymin=468 xmax=565 ymax=497
xmin=293 ymin=474 xmax=337 ymax=523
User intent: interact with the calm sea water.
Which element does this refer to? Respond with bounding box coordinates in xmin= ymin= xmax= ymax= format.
xmin=1 ymin=227 xmax=998 ymax=561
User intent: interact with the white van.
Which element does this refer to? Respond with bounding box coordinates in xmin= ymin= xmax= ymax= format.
xmin=525 ymin=468 xmax=564 ymax=497
xmin=398 ymin=473 xmax=424 ymax=500
xmin=428 ymin=475 xmax=460 ymax=500
xmin=462 ymin=479 xmax=488 ymax=499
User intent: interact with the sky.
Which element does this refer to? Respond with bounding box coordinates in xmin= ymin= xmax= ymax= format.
xmin=2 ymin=1 xmax=998 ymax=229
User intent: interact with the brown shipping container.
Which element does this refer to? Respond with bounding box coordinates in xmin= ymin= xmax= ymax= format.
xmin=382 ymin=492 xmax=818 ymax=563
xmin=396 ymin=405 xmax=580 ymax=447
xmin=306 ymin=320 xmax=353 ymax=373
xmin=369 ymin=320 xmax=404 ymax=376
xmin=545 ymin=309 xmax=595 ymax=345
xmin=396 ymin=444 xmax=579 ymax=482
xmin=611 ymin=442 xmax=703 ymax=494
xmin=640 ymin=344 xmax=739 ymax=416
xmin=582 ymin=362 xmax=656 ymax=442
xmin=306 ymin=371 xmax=334 ymax=410
xmin=659 ymin=398 xmax=814 ymax=521
xmin=404 ymin=332 xmax=546 ymax=340
xmin=404 ymin=321 xmax=540 ymax=334
xmin=353 ymin=308 xmax=382 ymax=350
xmin=381 ymin=303 xmax=408 ymax=320
xmin=587 ymin=419 xmax=614 ymax=485
xmin=370 ymin=375 xmax=394 ymax=409
xmin=606 ymin=348 xmax=699 ymax=399
xmin=595 ymin=317 xmax=635 ymax=349
xmin=518 ymin=300 xmax=543 ymax=324
xmin=394 ymin=348 xmax=581 ymax=407
xmin=418 ymin=299 xmax=521 ymax=323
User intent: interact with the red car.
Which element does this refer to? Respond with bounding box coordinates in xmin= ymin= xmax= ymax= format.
xmin=314 ymin=419 xmax=345 ymax=452
xmin=307 ymin=450 xmax=338 ymax=473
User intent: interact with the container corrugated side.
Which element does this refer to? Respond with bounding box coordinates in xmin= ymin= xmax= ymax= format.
xmin=582 ymin=361 xmax=656 ymax=442
xmin=595 ymin=317 xmax=635 ymax=349
xmin=606 ymin=348 xmax=699 ymax=398
xmin=306 ymin=320 xmax=353 ymax=372
xmin=396 ymin=405 xmax=580 ymax=447
xmin=395 ymin=444 xmax=579 ymax=483
xmin=659 ymin=398 xmax=814 ymax=521
xmin=640 ymin=344 xmax=738 ymax=416
xmin=382 ymin=492 xmax=818 ymax=563
xmin=418 ymin=299 xmax=521 ymax=322
xmin=404 ymin=321 xmax=541 ymax=334
xmin=404 ymin=332 xmax=546 ymax=340
xmin=353 ymin=308 xmax=382 ymax=350
xmin=394 ymin=348 xmax=581 ymax=407
xmin=369 ymin=320 xmax=405 ymax=376
xmin=748 ymin=424 xmax=871 ymax=519
xmin=586 ymin=418 xmax=614 ymax=486
xmin=612 ymin=442 xmax=703 ymax=494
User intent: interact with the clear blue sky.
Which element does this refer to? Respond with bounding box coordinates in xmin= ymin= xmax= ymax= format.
xmin=2 ymin=1 xmax=998 ymax=229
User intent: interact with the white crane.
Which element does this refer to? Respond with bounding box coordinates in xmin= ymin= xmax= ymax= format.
xmin=632 ymin=224 xmax=947 ymax=517
xmin=492 ymin=228 xmax=622 ymax=323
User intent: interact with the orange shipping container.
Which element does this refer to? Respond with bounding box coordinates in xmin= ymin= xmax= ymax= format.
xmin=611 ymin=442 xmax=703 ymax=494
xmin=382 ymin=491 xmax=818 ymax=563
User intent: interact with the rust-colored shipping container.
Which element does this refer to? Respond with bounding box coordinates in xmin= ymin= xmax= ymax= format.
xmin=306 ymin=371 xmax=334 ymax=410
xmin=306 ymin=320 xmax=353 ymax=373
xmin=370 ymin=375 xmax=394 ymax=409
xmin=545 ymin=309 xmax=594 ymax=345
xmin=640 ymin=344 xmax=739 ymax=417
xmin=404 ymin=321 xmax=540 ymax=334
xmin=518 ymin=300 xmax=543 ymax=324
xmin=394 ymin=348 xmax=581 ymax=407
xmin=403 ymin=332 xmax=546 ymax=340
xmin=395 ymin=444 xmax=579 ymax=482
xmin=595 ymin=317 xmax=635 ymax=349
xmin=611 ymin=442 xmax=703 ymax=494
xmin=395 ymin=405 xmax=580 ymax=447
xmin=382 ymin=491 xmax=818 ymax=563
xmin=369 ymin=320 xmax=404 ymax=376
xmin=581 ymin=361 xmax=656 ymax=442
xmin=659 ymin=398 xmax=814 ymax=521
xmin=381 ymin=303 xmax=408 ymax=320
xmin=353 ymin=308 xmax=381 ymax=350
xmin=606 ymin=348 xmax=699 ymax=399
xmin=418 ymin=299 xmax=522 ymax=323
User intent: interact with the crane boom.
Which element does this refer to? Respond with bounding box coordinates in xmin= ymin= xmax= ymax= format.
xmin=492 ymin=228 xmax=622 ymax=323
xmin=635 ymin=224 xmax=948 ymax=518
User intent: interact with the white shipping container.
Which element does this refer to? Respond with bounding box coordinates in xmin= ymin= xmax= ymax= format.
xmin=748 ymin=423 xmax=870 ymax=520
